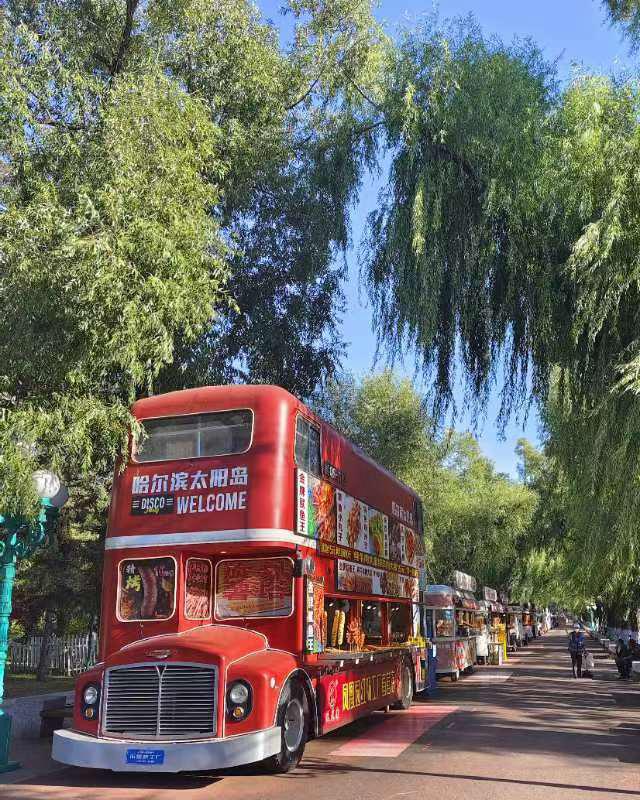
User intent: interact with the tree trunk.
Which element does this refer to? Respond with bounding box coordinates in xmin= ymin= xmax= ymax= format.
xmin=36 ymin=611 xmax=56 ymax=682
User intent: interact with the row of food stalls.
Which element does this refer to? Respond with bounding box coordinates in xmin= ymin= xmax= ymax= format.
xmin=420 ymin=571 xmax=550 ymax=681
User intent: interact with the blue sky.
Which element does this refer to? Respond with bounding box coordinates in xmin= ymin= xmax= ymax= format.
xmin=257 ymin=0 xmax=632 ymax=476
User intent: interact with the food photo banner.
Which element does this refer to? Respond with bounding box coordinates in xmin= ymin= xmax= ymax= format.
xmin=296 ymin=469 xmax=419 ymax=570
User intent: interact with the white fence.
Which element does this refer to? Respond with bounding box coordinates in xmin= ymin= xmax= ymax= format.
xmin=8 ymin=634 xmax=98 ymax=676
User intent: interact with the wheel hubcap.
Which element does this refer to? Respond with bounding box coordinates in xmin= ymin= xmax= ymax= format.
xmin=283 ymin=697 xmax=304 ymax=752
xmin=403 ymin=667 xmax=412 ymax=704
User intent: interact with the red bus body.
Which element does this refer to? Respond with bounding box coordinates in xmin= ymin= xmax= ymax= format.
xmin=53 ymin=385 xmax=426 ymax=773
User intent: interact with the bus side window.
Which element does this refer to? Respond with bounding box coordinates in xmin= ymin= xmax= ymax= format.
xmin=362 ymin=601 xmax=383 ymax=646
xmin=389 ymin=603 xmax=411 ymax=643
xmin=295 ymin=417 xmax=321 ymax=478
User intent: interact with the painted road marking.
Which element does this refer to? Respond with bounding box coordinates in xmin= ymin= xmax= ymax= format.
xmin=462 ymin=670 xmax=513 ymax=683
xmin=330 ymin=705 xmax=459 ymax=759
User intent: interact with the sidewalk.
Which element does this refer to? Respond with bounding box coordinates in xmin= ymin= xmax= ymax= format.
xmin=2 ymin=736 xmax=65 ymax=786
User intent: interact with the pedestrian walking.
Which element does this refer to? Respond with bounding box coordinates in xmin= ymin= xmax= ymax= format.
xmin=627 ymin=638 xmax=640 ymax=679
xmin=568 ymin=624 xmax=586 ymax=678
xmin=615 ymin=638 xmax=630 ymax=679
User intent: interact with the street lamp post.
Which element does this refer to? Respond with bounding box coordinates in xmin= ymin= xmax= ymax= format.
xmin=0 ymin=471 xmax=68 ymax=772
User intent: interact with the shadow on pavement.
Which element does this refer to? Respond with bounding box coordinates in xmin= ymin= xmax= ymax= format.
xmin=295 ymin=759 xmax=640 ymax=796
xmin=18 ymin=767 xmax=220 ymax=791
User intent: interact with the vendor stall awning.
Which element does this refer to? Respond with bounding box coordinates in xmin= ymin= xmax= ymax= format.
xmin=479 ymin=599 xmax=504 ymax=614
xmin=424 ymin=584 xmax=456 ymax=608
xmin=457 ymin=590 xmax=479 ymax=611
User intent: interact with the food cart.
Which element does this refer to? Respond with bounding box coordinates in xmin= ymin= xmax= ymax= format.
xmin=424 ymin=579 xmax=477 ymax=681
xmin=481 ymin=587 xmax=507 ymax=663
xmin=507 ymin=604 xmax=525 ymax=650
xmin=522 ymin=606 xmax=535 ymax=642
xmin=452 ymin=571 xmax=480 ymax=668
xmin=474 ymin=601 xmax=490 ymax=664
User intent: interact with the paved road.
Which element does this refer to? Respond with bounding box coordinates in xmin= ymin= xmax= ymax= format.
xmin=4 ymin=629 xmax=640 ymax=800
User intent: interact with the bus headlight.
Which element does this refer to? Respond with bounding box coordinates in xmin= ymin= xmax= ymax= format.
xmin=83 ymin=685 xmax=99 ymax=705
xmin=82 ymin=683 xmax=100 ymax=719
xmin=227 ymin=680 xmax=252 ymax=721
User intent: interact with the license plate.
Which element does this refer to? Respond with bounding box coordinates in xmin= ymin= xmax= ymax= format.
xmin=126 ymin=748 xmax=165 ymax=765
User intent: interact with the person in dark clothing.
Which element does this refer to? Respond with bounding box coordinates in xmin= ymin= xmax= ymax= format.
xmin=615 ymin=638 xmax=630 ymax=678
xmin=627 ymin=638 xmax=640 ymax=679
xmin=568 ymin=625 xmax=586 ymax=677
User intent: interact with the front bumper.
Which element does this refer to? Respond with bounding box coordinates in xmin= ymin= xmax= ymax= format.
xmin=52 ymin=727 xmax=281 ymax=772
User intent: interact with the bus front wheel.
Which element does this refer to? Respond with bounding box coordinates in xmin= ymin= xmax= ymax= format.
xmin=393 ymin=661 xmax=414 ymax=710
xmin=264 ymin=680 xmax=308 ymax=773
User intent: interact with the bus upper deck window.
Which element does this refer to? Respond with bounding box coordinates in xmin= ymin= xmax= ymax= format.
xmin=295 ymin=417 xmax=321 ymax=477
xmin=136 ymin=410 xmax=252 ymax=462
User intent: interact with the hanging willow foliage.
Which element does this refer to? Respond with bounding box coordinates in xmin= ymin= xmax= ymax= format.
xmin=364 ymin=16 xmax=640 ymax=598
xmin=364 ymin=19 xmax=561 ymax=418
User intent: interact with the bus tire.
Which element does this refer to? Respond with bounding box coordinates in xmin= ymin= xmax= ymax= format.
xmin=393 ymin=660 xmax=414 ymax=710
xmin=263 ymin=680 xmax=308 ymax=773
xmin=451 ymin=670 xmax=459 ymax=682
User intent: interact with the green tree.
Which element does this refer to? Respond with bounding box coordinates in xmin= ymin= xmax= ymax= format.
xmin=316 ymin=371 xmax=440 ymax=476
xmin=0 ymin=0 xmax=384 ymax=656
xmin=358 ymin=15 xmax=640 ymax=611
xmin=1 ymin=0 xmax=384 ymax=512
xmin=603 ymin=0 xmax=640 ymax=47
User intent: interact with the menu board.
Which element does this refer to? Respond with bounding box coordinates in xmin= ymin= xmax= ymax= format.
xmin=296 ymin=470 xmax=336 ymax=541
xmin=336 ymin=491 xmax=369 ymax=551
xmin=402 ymin=525 xmax=418 ymax=568
xmin=389 ymin=521 xmax=404 ymax=563
xmin=388 ymin=521 xmax=420 ymax=568
xmin=185 ymin=558 xmax=212 ymax=619
xmin=215 ymin=558 xmax=293 ymax=618
xmin=483 ymin=586 xmax=497 ymax=602
xmin=337 ymin=559 xmax=419 ymax=601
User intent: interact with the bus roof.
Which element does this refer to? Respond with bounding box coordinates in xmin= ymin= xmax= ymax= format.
xmin=131 ymin=384 xmax=421 ymax=502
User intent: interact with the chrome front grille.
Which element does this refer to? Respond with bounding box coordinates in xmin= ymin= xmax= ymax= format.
xmin=104 ymin=663 xmax=217 ymax=739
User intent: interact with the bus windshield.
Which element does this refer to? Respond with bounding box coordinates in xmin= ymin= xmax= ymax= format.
xmin=135 ymin=410 xmax=252 ymax=462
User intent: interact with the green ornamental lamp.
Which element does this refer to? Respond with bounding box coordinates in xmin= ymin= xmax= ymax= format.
xmin=0 ymin=470 xmax=68 ymax=772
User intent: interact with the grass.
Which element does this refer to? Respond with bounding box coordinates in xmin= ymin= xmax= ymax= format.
xmin=4 ymin=673 xmax=76 ymax=698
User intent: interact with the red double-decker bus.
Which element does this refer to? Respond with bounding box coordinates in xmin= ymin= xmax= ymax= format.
xmin=53 ymin=385 xmax=426 ymax=773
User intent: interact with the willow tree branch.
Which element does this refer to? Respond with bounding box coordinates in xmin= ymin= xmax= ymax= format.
xmin=350 ymin=80 xmax=384 ymax=113
xmin=109 ymin=0 xmax=139 ymax=77
xmin=294 ymin=118 xmax=385 ymax=153
xmin=286 ymin=75 xmax=322 ymax=111
xmin=426 ymin=137 xmax=483 ymax=188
